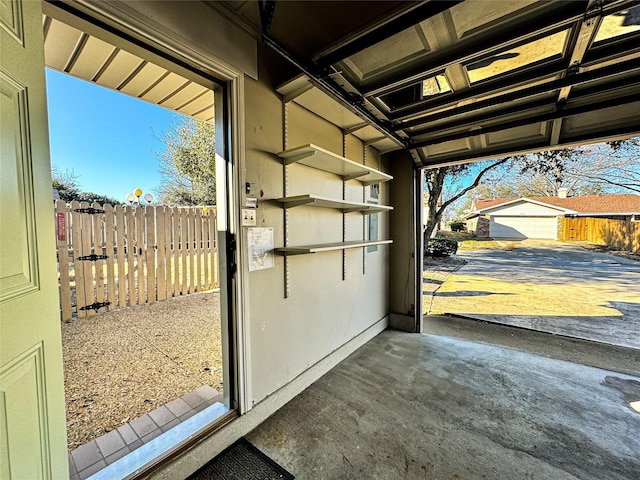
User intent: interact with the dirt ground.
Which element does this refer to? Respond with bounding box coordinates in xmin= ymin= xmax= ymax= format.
xmin=61 ymin=292 xmax=222 ymax=450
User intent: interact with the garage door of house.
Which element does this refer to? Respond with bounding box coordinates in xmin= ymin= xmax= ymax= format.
xmin=490 ymin=216 xmax=558 ymax=239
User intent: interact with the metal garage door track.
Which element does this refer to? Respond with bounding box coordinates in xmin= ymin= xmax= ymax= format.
xmin=428 ymin=240 xmax=640 ymax=349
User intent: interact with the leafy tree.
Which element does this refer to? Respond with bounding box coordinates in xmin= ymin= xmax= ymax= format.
xmin=154 ymin=115 xmax=216 ymax=205
xmin=423 ymin=157 xmax=514 ymax=242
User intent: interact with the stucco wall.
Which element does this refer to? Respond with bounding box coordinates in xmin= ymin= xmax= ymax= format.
xmin=242 ymin=59 xmax=391 ymax=405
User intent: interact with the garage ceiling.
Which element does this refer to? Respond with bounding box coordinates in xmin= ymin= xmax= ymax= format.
xmin=213 ymin=0 xmax=640 ymax=167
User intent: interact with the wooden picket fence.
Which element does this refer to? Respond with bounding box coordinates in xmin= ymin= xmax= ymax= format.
xmin=55 ymin=200 xmax=218 ymax=321
xmin=561 ymin=216 xmax=640 ymax=253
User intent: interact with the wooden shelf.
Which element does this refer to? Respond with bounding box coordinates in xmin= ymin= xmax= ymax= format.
xmin=276 ymin=194 xmax=393 ymax=214
xmin=277 ymin=144 xmax=392 ymax=185
xmin=276 ymin=240 xmax=393 ymax=256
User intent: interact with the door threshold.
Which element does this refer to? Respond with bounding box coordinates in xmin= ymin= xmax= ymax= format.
xmin=85 ymin=404 xmax=237 ymax=480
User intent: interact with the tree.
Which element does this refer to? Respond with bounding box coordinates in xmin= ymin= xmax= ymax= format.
xmin=52 ymin=167 xmax=81 ymax=202
xmin=52 ymin=167 xmax=122 ymax=205
xmin=154 ymin=115 xmax=216 ymax=205
xmin=426 ymin=137 xmax=640 ymax=248
xmin=423 ymin=157 xmax=514 ymax=242
xmin=481 ymin=138 xmax=640 ymax=197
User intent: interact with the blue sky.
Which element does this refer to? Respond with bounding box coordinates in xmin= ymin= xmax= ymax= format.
xmin=46 ymin=68 xmax=174 ymax=202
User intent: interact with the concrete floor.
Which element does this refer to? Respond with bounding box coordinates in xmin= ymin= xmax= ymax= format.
xmin=247 ymin=325 xmax=640 ymax=479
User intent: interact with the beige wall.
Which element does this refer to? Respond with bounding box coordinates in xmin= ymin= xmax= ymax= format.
xmin=242 ymin=60 xmax=392 ymax=404
xmin=388 ymin=151 xmax=418 ymax=325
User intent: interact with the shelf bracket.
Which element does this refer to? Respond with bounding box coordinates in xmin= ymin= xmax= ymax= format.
xmin=280 ymin=199 xmax=314 ymax=209
xmin=342 ymin=171 xmax=368 ymax=182
xmin=283 ymin=151 xmax=316 ymax=165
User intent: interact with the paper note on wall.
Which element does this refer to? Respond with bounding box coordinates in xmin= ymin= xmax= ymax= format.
xmin=247 ymin=227 xmax=274 ymax=271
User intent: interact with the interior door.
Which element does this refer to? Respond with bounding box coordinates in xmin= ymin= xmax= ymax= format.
xmin=1 ymin=1 xmax=69 ymax=478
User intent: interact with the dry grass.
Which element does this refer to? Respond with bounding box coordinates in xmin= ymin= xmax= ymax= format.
xmin=61 ymin=292 xmax=222 ymax=450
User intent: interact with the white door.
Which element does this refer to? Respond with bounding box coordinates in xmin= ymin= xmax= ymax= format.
xmin=1 ymin=1 xmax=69 ymax=478
xmin=490 ymin=216 xmax=558 ymax=239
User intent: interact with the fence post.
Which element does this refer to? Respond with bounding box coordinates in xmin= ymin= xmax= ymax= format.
xmin=56 ymin=200 xmax=73 ymax=321
xmin=116 ymin=206 xmax=127 ymax=308
xmin=92 ymin=202 xmax=106 ymax=312
xmin=104 ymin=204 xmax=117 ymax=310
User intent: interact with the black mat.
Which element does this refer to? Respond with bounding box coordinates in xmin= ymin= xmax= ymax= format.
xmin=188 ymin=437 xmax=294 ymax=480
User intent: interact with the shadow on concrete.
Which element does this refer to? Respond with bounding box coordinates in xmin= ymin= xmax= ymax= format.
xmin=436 ymin=290 xmax=516 ymax=297
xmin=447 ymin=301 xmax=640 ymax=350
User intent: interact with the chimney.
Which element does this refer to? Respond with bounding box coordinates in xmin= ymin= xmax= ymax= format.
xmin=558 ymin=187 xmax=568 ymax=199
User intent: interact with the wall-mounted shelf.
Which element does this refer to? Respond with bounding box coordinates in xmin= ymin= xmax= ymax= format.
xmin=277 ymin=240 xmax=393 ymax=256
xmin=277 ymin=194 xmax=393 ymax=214
xmin=277 ymin=144 xmax=393 ymax=185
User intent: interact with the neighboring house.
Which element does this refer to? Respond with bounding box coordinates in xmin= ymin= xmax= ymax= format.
xmin=465 ymin=193 xmax=640 ymax=240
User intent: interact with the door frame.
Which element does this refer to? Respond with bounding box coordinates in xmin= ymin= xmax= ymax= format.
xmin=42 ymin=0 xmax=251 ymax=456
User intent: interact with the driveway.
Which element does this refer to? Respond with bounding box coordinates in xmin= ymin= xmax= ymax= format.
xmin=427 ymin=240 xmax=640 ymax=349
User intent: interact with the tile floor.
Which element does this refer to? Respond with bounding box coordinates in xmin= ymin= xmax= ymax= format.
xmin=68 ymin=385 xmax=223 ymax=480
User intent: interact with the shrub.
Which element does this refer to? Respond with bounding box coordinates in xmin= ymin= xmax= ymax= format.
xmin=426 ymin=238 xmax=458 ymax=257
xmin=449 ymin=221 xmax=465 ymax=232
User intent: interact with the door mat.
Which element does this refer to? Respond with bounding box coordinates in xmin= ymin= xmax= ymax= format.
xmin=188 ymin=437 xmax=294 ymax=480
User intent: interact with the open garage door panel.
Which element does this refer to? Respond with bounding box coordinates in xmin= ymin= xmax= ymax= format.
xmin=214 ymin=0 xmax=640 ymax=166
xmin=490 ymin=216 xmax=558 ymax=240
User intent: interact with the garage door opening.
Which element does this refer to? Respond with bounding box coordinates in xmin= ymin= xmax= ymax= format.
xmin=422 ymin=142 xmax=640 ymax=350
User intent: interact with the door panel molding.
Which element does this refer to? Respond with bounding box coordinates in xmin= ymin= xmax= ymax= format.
xmin=0 ymin=70 xmax=39 ymax=303
xmin=0 ymin=0 xmax=24 ymax=46
xmin=0 ymin=342 xmax=52 ymax=480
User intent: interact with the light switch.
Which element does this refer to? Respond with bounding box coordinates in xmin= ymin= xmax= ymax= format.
xmin=242 ymin=208 xmax=257 ymax=226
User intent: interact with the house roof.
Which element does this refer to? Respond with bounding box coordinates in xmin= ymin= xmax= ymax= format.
xmin=472 ymin=194 xmax=640 ymax=216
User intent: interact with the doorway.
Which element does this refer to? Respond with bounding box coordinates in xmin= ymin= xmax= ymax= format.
xmin=41 ymin=6 xmax=239 ymax=479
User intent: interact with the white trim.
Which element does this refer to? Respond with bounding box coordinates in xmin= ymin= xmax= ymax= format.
xmin=229 ymin=74 xmax=252 ymax=415
xmin=476 ymin=197 xmax=576 ymax=215
xmin=154 ymin=317 xmax=390 ymax=479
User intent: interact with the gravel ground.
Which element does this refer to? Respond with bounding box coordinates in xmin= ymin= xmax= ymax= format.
xmin=61 ymin=292 xmax=222 ymax=450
